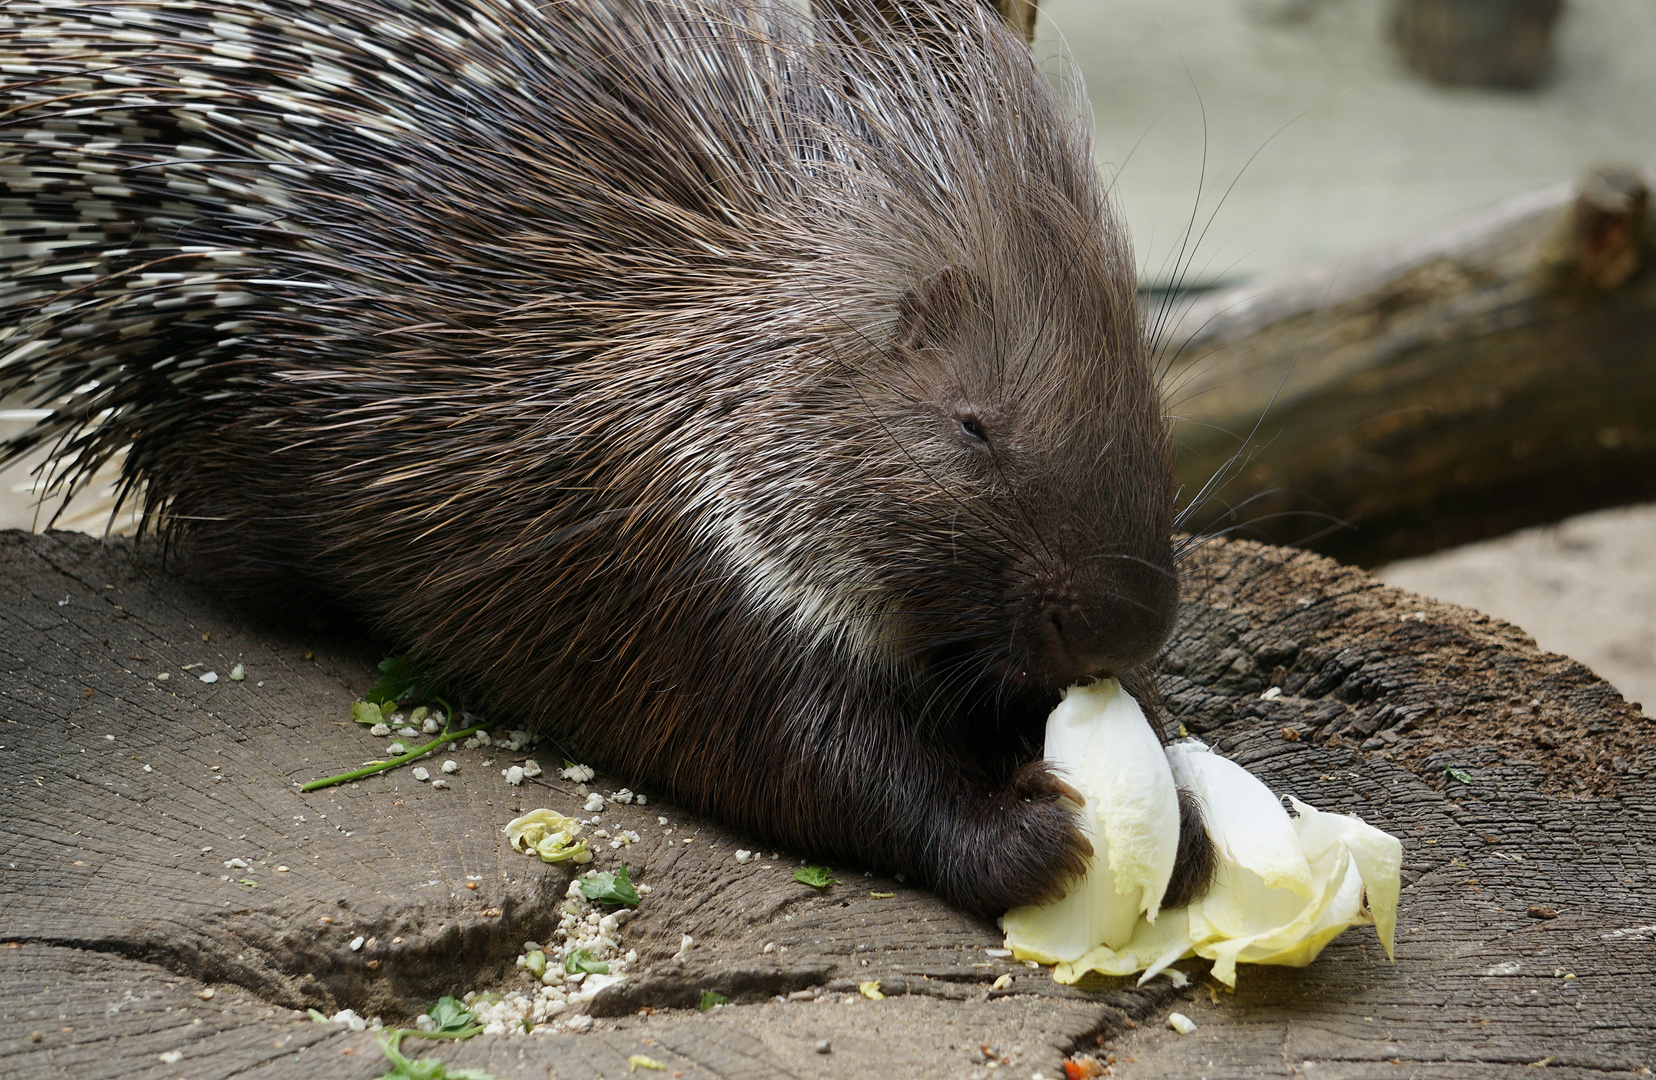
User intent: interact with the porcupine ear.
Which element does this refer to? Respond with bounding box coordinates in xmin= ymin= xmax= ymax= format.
xmin=895 ymin=265 xmax=990 ymax=350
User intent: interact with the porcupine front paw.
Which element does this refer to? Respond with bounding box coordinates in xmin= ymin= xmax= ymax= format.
xmin=928 ymin=761 xmax=1093 ymax=919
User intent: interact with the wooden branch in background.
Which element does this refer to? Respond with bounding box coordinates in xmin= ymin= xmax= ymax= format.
xmin=1167 ymin=163 xmax=1656 ymax=568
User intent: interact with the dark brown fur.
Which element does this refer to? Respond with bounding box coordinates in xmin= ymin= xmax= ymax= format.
xmin=0 ymin=0 xmax=1209 ymax=916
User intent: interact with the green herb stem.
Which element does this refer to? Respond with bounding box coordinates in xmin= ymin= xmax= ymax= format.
xmin=301 ymin=723 xmax=490 ymax=792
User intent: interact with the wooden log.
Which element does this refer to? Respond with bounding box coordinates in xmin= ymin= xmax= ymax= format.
xmin=1390 ymin=0 xmax=1565 ymax=89
xmin=1167 ymin=163 xmax=1656 ymax=568
xmin=2 ymin=530 xmax=1651 ymax=1078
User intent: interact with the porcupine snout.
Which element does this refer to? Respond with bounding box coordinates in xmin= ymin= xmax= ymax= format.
xmin=1007 ymin=535 xmax=1179 ymax=690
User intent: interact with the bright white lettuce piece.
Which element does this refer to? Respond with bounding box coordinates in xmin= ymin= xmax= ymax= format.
xmin=1001 ymin=679 xmax=1181 ymax=965
xmin=1005 ymin=695 xmax=1403 ymax=988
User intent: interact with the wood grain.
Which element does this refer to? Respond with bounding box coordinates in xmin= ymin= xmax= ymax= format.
xmin=2 ymin=530 xmax=1651 ymax=1079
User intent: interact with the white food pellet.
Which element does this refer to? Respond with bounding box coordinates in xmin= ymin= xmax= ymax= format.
xmin=431 ymin=779 xmax=449 ymax=790
xmin=609 ymin=788 xmax=633 ymax=804
xmin=735 ymin=850 xmax=752 ymax=864
xmin=199 ymin=671 xmax=218 ymax=683
xmin=463 ymin=738 xmax=480 ymax=750
xmin=105 ymin=734 xmax=115 ymax=741
xmin=158 ymin=1050 xmax=183 ymax=1064
xmin=422 ymin=718 xmax=441 ymax=734
xmin=441 ymin=760 xmax=459 ymax=773
xmin=984 ymin=948 xmax=1011 ymax=958
xmin=156 ymin=672 xmax=169 ymax=680
xmin=635 ymin=794 xmax=646 ymax=805
xmin=657 ymin=816 xmax=669 ymax=826
xmin=387 ymin=742 xmax=407 ymax=755
xmin=1260 ymin=686 xmax=1282 ymax=700
xmin=566 ymin=1014 xmax=592 ymax=1033
xmin=349 ymin=936 xmax=365 ymax=952
xmin=522 ymin=759 xmax=542 ymax=778
xmin=504 ymin=766 xmax=525 ymax=786
xmin=412 ymin=767 xmax=430 ymax=782
xmin=584 ymin=793 xmax=605 ymax=812
xmin=229 ymin=663 xmax=245 ymax=681
xmin=142 ymin=764 xmax=152 ymax=772
xmin=1168 ymin=1012 xmax=1197 ymax=1034
xmin=370 ymin=723 xmax=391 ymax=737
xmin=560 ymin=763 xmax=595 ymax=783
xmin=475 ymin=731 xmax=492 ymax=746
xmin=397 ymin=726 xmax=419 ymax=738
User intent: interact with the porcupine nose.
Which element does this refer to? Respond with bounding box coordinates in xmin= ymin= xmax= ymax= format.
xmin=1027 ymin=565 xmax=1179 ymax=687
xmin=1036 ymin=599 xmax=1148 ymax=682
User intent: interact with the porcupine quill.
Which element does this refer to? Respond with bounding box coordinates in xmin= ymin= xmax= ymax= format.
xmin=0 ymin=0 xmax=1211 ymax=916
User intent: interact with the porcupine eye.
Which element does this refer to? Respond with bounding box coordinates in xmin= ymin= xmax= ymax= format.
xmin=957 ymin=414 xmax=989 ymax=446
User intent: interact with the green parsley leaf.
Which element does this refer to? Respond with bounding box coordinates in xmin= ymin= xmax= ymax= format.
xmin=1443 ymin=765 xmax=1474 ymax=783
xmin=366 ymin=655 xmax=446 ymax=706
xmin=563 ymin=949 xmax=610 ymax=975
xmin=578 ymin=862 xmax=640 ymax=907
xmin=793 ymin=865 xmax=838 ymax=889
xmin=352 ymin=700 xmax=386 ymax=726
xmin=698 ymin=990 xmax=728 ymax=1012
xmin=423 ymin=996 xmax=478 ymax=1036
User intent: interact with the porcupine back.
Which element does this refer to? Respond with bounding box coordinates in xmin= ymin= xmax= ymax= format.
xmin=1 ymin=0 xmax=1175 ymax=914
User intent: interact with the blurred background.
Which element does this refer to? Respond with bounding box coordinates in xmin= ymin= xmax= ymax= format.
xmin=2 ymin=0 xmax=1653 ymax=709
xmin=1033 ymin=0 xmax=1656 ymax=711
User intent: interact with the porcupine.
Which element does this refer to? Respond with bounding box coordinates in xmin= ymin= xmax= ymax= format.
xmin=0 ymin=0 xmax=1214 ymax=916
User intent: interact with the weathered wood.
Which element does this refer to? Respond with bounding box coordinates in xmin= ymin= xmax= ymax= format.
xmin=1390 ymin=0 xmax=1564 ymax=89
xmin=2 ymin=530 xmax=1652 ymax=1079
xmin=1168 ymin=163 xmax=1656 ymax=567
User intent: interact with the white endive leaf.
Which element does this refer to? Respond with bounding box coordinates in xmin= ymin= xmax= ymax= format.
xmin=1047 ymin=679 xmax=1181 ymax=922
xmin=1006 ymin=689 xmax=1404 ymax=989
xmin=1288 ymin=795 xmax=1402 ymax=960
xmin=1167 ymin=741 xmax=1313 ymax=898
xmin=1002 ymin=679 xmax=1181 ymax=963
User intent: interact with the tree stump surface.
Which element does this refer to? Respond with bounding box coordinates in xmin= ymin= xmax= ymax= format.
xmin=1 ymin=529 xmax=1651 ymax=1080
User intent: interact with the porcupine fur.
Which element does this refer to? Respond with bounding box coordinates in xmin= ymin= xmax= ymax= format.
xmin=0 ymin=0 xmax=1211 ymax=916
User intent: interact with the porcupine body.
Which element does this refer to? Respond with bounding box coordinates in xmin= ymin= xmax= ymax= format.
xmin=0 ymin=0 xmax=1201 ymax=916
